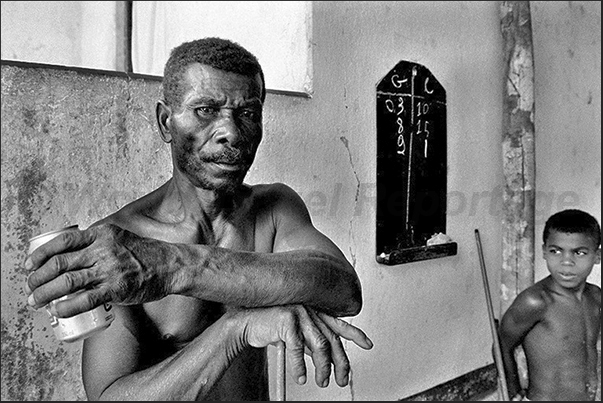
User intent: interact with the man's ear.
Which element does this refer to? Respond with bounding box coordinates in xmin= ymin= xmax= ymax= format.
xmin=156 ymin=100 xmax=173 ymax=143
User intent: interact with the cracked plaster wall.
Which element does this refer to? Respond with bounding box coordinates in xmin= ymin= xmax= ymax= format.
xmin=1 ymin=65 xmax=168 ymax=400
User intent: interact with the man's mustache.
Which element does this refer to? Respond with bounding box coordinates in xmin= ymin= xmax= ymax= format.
xmin=201 ymin=147 xmax=253 ymax=165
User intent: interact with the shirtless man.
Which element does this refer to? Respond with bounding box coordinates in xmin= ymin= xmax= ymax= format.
xmin=24 ymin=37 xmax=373 ymax=400
xmin=498 ymin=209 xmax=601 ymax=401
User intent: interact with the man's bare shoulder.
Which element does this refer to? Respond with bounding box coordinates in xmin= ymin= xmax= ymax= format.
xmin=91 ymin=185 xmax=167 ymax=234
xmin=249 ymin=182 xmax=310 ymax=219
xmin=249 ymin=182 xmax=300 ymax=200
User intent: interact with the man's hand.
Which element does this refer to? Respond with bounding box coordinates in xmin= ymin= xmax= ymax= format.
xmin=229 ymin=304 xmax=373 ymax=388
xmin=24 ymin=223 xmax=176 ymax=317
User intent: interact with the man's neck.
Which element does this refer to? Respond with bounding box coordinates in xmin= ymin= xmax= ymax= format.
xmin=164 ymin=176 xmax=248 ymax=223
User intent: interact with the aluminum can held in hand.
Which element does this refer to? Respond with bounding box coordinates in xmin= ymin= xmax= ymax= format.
xmin=28 ymin=225 xmax=115 ymax=343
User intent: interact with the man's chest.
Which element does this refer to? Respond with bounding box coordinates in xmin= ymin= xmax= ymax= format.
xmin=142 ymin=295 xmax=227 ymax=346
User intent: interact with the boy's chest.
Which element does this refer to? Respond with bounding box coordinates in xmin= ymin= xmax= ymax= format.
xmin=542 ymin=297 xmax=600 ymax=345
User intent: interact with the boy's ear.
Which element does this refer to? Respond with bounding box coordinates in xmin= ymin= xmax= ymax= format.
xmin=156 ymin=100 xmax=173 ymax=144
xmin=596 ymin=247 xmax=601 ymax=265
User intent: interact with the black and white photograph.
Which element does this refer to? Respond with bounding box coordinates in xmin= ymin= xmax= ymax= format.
xmin=1 ymin=1 xmax=600 ymax=401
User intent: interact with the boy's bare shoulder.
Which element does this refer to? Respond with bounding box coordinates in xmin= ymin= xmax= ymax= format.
xmin=518 ymin=279 xmax=551 ymax=305
xmin=585 ymin=282 xmax=601 ymax=304
xmin=585 ymin=281 xmax=601 ymax=292
xmin=508 ymin=280 xmax=551 ymax=318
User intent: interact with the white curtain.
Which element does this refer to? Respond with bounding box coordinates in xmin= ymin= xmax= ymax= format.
xmin=131 ymin=1 xmax=313 ymax=95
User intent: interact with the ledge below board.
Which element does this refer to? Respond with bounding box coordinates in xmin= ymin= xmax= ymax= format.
xmin=376 ymin=242 xmax=457 ymax=265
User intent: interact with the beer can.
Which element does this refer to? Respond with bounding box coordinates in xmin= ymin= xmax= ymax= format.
xmin=28 ymin=225 xmax=115 ymax=343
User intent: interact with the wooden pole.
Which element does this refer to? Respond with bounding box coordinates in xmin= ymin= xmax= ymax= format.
xmin=500 ymin=2 xmax=535 ymax=390
xmin=499 ymin=0 xmax=536 ymax=313
xmin=275 ymin=341 xmax=286 ymax=401
xmin=115 ymin=1 xmax=133 ymax=73
xmin=475 ymin=229 xmax=510 ymax=401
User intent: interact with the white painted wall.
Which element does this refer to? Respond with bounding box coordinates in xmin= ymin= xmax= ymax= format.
xmin=252 ymin=1 xmax=600 ymax=400
xmin=531 ymin=1 xmax=601 ymax=287
xmin=248 ymin=2 xmax=503 ymax=399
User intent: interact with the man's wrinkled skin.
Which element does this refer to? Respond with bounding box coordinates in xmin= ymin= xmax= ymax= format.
xmin=24 ymin=56 xmax=372 ymax=400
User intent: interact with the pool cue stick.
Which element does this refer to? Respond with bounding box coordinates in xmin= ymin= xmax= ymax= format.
xmin=474 ymin=229 xmax=510 ymax=401
xmin=275 ymin=341 xmax=286 ymax=401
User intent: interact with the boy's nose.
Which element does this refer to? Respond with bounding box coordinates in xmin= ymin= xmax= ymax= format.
xmin=561 ymin=252 xmax=575 ymax=265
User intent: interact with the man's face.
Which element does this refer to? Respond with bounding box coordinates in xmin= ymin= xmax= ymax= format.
xmin=167 ymin=63 xmax=264 ymax=193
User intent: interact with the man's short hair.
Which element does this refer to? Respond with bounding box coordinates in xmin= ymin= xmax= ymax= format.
xmin=162 ymin=37 xmax=266 ymax=107
xmin=543 ymin=209 xmax=601 ymax=247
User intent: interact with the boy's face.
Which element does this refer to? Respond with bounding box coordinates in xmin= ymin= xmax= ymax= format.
xmin=542 ymin=230 xmax=601 ymax=289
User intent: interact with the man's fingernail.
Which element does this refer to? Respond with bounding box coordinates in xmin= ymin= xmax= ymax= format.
xmin=24 ymin=258 xmax=33 ymax=271
xmin=322 ymin=378 xmax=329 ymax=388
xmin=366 ymin=336 xmax=374 ymax=348
xmin=297 ymin=375 xmax=306 ymax=385
xmin=343 ymin=375 xmax=349 ymax=385
xmin=27 ymin=294 xmax=36 ymax=307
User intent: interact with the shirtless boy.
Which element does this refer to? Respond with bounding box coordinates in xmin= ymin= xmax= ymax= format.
xmin=498 ymin=209 xmax=601 ymax=400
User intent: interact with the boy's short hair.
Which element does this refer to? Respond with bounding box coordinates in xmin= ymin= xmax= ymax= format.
xmin=162 ymin=37 xmax=266 ymax=107
xmin=543 ymin=209 xmax=601 ymax=247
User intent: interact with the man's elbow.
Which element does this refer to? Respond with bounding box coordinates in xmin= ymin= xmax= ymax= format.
xmin=318 ymin=259 xmax=363 ymax=317
xmin=339 ymin=280 xmax=363 ymax=317
xmin=345 ymin=299 xmax=362 ymax=317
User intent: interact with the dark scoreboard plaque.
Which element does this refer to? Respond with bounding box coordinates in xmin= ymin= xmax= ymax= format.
xmin=376 ymin=61 xmax=455 ymax=265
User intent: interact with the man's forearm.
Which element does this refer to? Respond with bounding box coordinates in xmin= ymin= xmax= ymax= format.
xmin=25 ymin=223 xmax=362 ymax=318
xmin=135 ymin=239 xmax=361 ymax=317
xmin=94 ymin=315 xmax=243 ymax=401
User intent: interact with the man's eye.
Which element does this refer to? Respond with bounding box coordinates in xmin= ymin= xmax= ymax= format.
xmin=196 ymin=106 xmax=218 ymax=116
xmin=239 ymin=109 xmax=260 ymax=121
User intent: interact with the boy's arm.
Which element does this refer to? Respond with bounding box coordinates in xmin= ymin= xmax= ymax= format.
xmin=592 ymin=292 xmax=601 ymax=401
xmin=498 ymin=290 xmax=546 ymax=399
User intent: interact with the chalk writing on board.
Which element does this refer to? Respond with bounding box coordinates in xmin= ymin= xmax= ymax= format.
xmin=376 ymin=61 xmax=447 ymax=255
